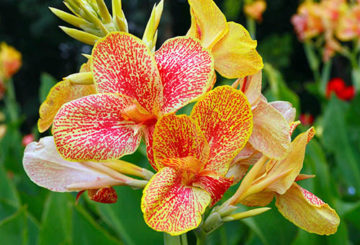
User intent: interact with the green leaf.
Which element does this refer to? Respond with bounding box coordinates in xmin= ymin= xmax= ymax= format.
xmin=73 ymin=205 xmax=123 ymax=245
xmin=96 ymin=186 xmax=162 ymax=245
xmin=0 ymin=200 xmax=18 ymax=221
xmin=259 ymin=34 xmax=293 ymax=69
xmin=39 ymin=72 xmax=57 ymax=103
xmin=263 ymin=63 xmax=300 ymax=112
xmin=320 ymin=96 xmax=360 ymax=193
xmin=0 ymin=163 xmax=20 ymax=207
xmin=240 ymin=204 xmax=297 ymax=245
xmin=0 ymin=206 xmax=28 ymax=245
xmin=38 ymin=193 xmax=73 ymax=245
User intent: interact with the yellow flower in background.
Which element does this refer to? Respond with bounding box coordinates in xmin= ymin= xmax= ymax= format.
xmin=244 ymin=0 xmax=267 ymax=22
xmin=337 ymin=4 xmax=360 ymax=41
xmin=0 ymin=42 xmax=22 ymax=80
xmin=187 ymin=0 xmax=263 ymax=79
xmin=291 ymin=1 xmax=324 ymax=41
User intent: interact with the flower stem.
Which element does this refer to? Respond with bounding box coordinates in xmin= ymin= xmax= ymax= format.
xmin=4 ymin=78 xmax=19 ymax=123
xmin=163 ymin=233 xmax=188 ymax=245
xmin=304 ymin=42 xmax=320 ymax=84
xmin=246 ymin=17 xmax=256 ymax=39
xmin=195 ymin=228 xmax=207 ymax=245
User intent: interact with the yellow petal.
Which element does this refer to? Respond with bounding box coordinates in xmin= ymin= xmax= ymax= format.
xmin=38 ymin=79 xmax=96 ymax=132
xmin=240 ymin=191 xmax=274 ymax=207
xmin=212 ymin=22 xmax=263 ymax=79
xmin=187 ymin=0 xmax=228 ymax=49
xmin=276 ymin=183 xmax=339 ymax=235
xmin=265 ymin=128 xmax=314 ymax=195
xmin=249 ymin=100 xmax=291 ymax=160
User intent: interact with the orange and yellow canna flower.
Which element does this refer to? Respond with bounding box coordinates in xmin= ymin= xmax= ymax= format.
xmin=244 ymin=0 xmax=267 ymax=22
xmin=52 ymin=32 xmax=214 ymax=167
xmin=141 ymin=86 xmax=253 ymax=235
xmin=227 ymin=127 xmax=340 ymax=235
xmin=187 ymin=0 xmax=263 ymax=79
xmin=291 ymin=1 xmax=324 ymax=41
xmin=228 ymin=72 xmax=294 ymax=183
xmin=337 ymin=4 xmax=360 ymax=41
xmin=0 ymin=42 xmax=22 ymax=80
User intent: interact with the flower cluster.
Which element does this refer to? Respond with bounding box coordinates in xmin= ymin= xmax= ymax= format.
xmin=326 ymin=77 xmax=355 ymax=100
xmin=244 ymin=0 xmax=267 ymax=22
xmin=23 ymin=0 xmax=340 ymax=237
xmin=0 ymin=42 xmax=22 ymax=99
xmin=291 ymin=0 xmax=360 ymax=61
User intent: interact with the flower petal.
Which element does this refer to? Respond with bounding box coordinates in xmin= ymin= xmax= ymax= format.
xmin=270 ymin=101 xmax=296 ymax=123
xmin=249 ymin=100 xmax=291 ymax=160
xmin=266 ymin=128 xmax=313 ymax=195
xmin=191 ymin=86 xmax=253 ymax=175
xmin=153 ymin=114 xmax=209 ymax=170
xmin=88 ymin=187 xmax=118 ymax=204
xmin=92 ymin=32 xmax=162 ymax=113
xmin=53 ymin=94 xmax=142 ymax=161
xmin=276 ymin=183 xmax=340 ymax=235
xmin=38 ymin=80 xmax=96 ymax=133
xmin=212 ymin=22 xmax=263 ymax=79
xmin=143 ymin=123 xmax=156 ymax=168
xmin=141 ymin=167 xmax=211 ymax=235
xmin=155 ymin=37 xmax=214 ymax=114
xmin=234 ymin=71 xmax=262 ymax=105
xmin=23 ymin=137 xmax=122 ymax=192
xmin=187 ymin=0 xmax=228 ymax=49
xmin=193 ymin=175 xmax=232 ymax=205
xmin=240 ymin=191 xmax=275 ymax=207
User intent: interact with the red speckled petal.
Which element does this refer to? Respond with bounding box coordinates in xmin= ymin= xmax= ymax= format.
xmin=92 ymin=32 xmax=162 ymax=113
xmin=88 ymin=187 xmax=118 ymax=204
xmin=141 ymin=167 xmax=211 ymax=235
xmin=191 ymin=86 xmax=253 ymax=175
xmin=53 ymin=93 xmax=142 ymax=161
xmin=193 ymin=174 xmax=233 ymax=205
xmin=276 ymin=183 xmax=340 ymax=235
xmin=23 ymin=137 xmax=124 ymax=192
xmin=155 ymin=37 xmax=214 ymax=114
xmin=153 ymin=114 xmax=209 ymax=170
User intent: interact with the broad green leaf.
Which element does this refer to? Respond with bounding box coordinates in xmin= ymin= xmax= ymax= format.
xmin=0 ymin=163 xmax=20 ymax=207
xmin=263 ymin=63 xmax=300 ymax=112
xmin=321 ymin=96 xmax=360 ymax=193
xmin=38 ymin=193 xmax=72 ymax=245
xmin=0 ymin=206 xmax=27 ymax=245
xmin=291 ymin=230 xmax=324 ymax=245
xmin=73 ymin=205 xmax=123 ymax=245
xmin=39 ymin=73 xmax=57 ymax=103
xmin=27 ymin=213 xmax=39 ymax=245
xmin=0 ymin=199 xmax=18 ymax=221
xmin=240 ymin=203 xmax=297 ymax=245
xmin=96 ymin=186 xmax=162 ymax=245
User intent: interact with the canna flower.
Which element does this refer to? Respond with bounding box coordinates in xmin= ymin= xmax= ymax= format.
xmin=326 ymin=77 xmax=355 ymax=101
xmin=299 ymin=113 xmax=314 ymax=126
xmin=22 ymin=134 xmax=35 ymax=146
xmin=52 ymin=32 xmax=214 ymax=167
xmin=187 ymin=0 xmax=263 ymax=79
xmin=141 ymin=86 xmax=253 ymax=235
xmin=228 ymin=72 xmax=294 ymax=183
xmin=244 ymin=0 xmax=267 ymax=22
xmin=23 ymin=136 xmax=152 ymax=203
xmin=336 ymin=4 xmax=360 ymax=41
xmin=291 ymin=1 xmax=324 ymax=41
xmin=0 ymin=42 xmax=22 ymax=80
xmin=227 ymin=127 xmax=340 ymax=235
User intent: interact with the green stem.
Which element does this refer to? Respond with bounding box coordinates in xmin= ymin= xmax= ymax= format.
xmin=246 ymin=17 xmax=256 ymax=39
xmin=163 ymin=233 xmax=188 ymax=245
xmin=4 ymin=78 xmax=19 ymax=123
xmin=304 ymin=42 xmax=320 ymax=84
xmin=320 ymin=59 xmax=332 ymax=96
xmin=195 ymin=228 xmax=207 ymax=245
